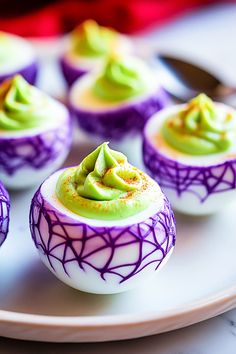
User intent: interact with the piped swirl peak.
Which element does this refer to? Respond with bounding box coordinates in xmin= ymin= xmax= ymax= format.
xmin=162 ymin=93 xmax=236 ymax=155
xmin=56 ymin=142 xmax=161 ymax=220
xmin=0 ymin=75 xmax=56 ymax=131
xmin=74 ymin=142 xmax=142 ymax=200
xmin=71 ymin=19 xmax=116 ymax=58
xmin=93 ymin=55 xmax=151 ymax=102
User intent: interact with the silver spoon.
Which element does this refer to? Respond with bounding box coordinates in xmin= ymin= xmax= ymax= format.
xmin=153 ymin=54 xmax=236 ymax=102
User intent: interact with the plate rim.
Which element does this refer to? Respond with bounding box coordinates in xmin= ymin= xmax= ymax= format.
xmin=1 ymin=284 xmax=236 ymax=328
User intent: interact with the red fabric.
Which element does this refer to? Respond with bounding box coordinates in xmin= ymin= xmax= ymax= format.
xmin=0 ymin=0 xmax=221 ymax=37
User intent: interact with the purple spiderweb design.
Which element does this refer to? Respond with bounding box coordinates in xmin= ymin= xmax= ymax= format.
xmin=60 ymin=56 xmax=87 ymax=87
xmin=0 ymin=121 xmax=71 ymax=176
xmin=71 ymin=88 xmax=169 ymax=140
xmin=143 ymin=137 xmax=236 ymax=203
xmin=0 ymin=182 xmax=10 ymax=246
xmin=30 ymin=190 xmax=176 ymax=284
xmin=0 ymin=61 xmax=38 ymax=85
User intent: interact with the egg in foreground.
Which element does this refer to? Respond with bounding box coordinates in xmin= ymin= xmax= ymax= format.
xmin=30 ymin=143 xmax=176 ymax=294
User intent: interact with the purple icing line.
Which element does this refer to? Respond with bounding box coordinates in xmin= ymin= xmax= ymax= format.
xmin=0 ymin=117 xmax=72 ymax=176
xmin=0 ymin=181 xmax=10 ymax=246
xmin=60 ymin=56 xmax=88 ymax=87
xmin=30 ymin=189 xmax=176 ymax=284
xmin=143 ymin=135 xmax=236 ymax=203
xmin=0 ymin=61 xmax=38 ymax=85
xmin=71 ymin=88 xmax=169 ymax=140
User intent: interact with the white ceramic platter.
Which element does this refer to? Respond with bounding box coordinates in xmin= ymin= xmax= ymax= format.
xmin=0 ymin=136 xmax=236 ymax=343
xmin=1 ymin=36 xmax=236 ymax=343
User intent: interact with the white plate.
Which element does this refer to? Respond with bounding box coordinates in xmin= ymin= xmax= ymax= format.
xmin=0 ymin=138 xmax=236 ymax=343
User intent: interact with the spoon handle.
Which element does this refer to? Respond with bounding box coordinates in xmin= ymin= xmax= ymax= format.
xmin=214 ymin=85 xmax=236 ymax=99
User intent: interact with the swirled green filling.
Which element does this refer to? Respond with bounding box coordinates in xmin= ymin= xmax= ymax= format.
xmin=93 ymin=56 xmax=151 ymax=102
xmin=71 ymin=20 xmax=117 ymax=57
xmin=56 ymin=142 xmax=159 ymax=220
xmin=0 ymin=75 xmax=56 ymax=131
xmin=162 ymin=93 xmax=236 ymax=155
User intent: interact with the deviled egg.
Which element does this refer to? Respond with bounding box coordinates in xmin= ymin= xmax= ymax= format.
xmin=30 ymin=142 xmax=176 ymax=294
xmin=0 ymin=75 xmax=72 ymax=189
xmin=143 ymin=93 xmax=236 ymax=215
xmin=0 ymin=31 xmax=38 ymax=85
xmin=69 ymin=55 xmax=168 ymax=140
xmin=0 ymin=181 xmax=10 ymax=246
xmin=60 ymin=19 xmax=132 ymax=86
